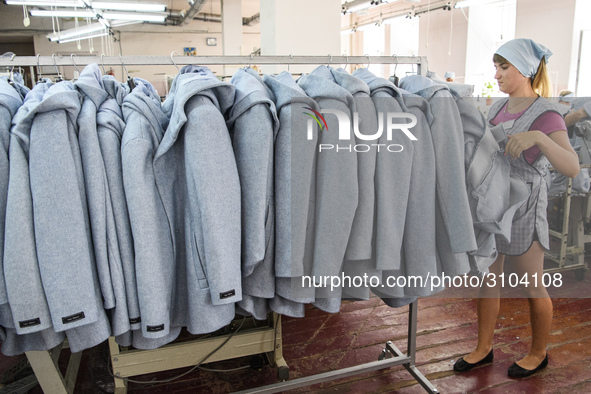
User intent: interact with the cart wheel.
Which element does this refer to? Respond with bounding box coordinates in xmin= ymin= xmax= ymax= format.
xmin=378 ymin=349 xmax=392 ymax=361
xmin=277 ymin=365 xmax=289 ymax=381
xmin=575 ymin=268 xmax=587 ymax=281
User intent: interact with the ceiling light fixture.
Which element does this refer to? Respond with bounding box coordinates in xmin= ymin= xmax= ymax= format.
xmin=6 ymin=0 xmax=166 ymax=11
xmin=57 ymin=31 xmax=109 ymax=43
xmin=92 ymin=2 xmax=166 ymax=12
xmin=5 ymin=0 xmax=83 ymax=7
xmin=29 ymin=9 xmax=166 ymax=22
xmin=455 ymin=0 xmax=499 ymax=8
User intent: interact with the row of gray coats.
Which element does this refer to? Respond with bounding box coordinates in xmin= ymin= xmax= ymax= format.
xmin=0 ymin=63 xmax=525 ymax=356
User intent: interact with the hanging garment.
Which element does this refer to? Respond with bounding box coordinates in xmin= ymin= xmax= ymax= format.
xmin=76 ymin=64 xmax=132 ymax=338
xmin=121 ymin=78 xmax=181 ymax=345
xmin=26 ymin=80 xmax=111 ymax=352
xmin=488 ymin=97 xmax=565 ymax=255
xmin=226 ymin=68 xmax=278 ymax=320
xmin=98 ymin=75 xmax=142 ymax=333
xmin=158 ymin=65 xmax=240 ymax=334
xmin=4 ymin=80 xmax=55 ymax=336
xmin=298 ymin=66 xmax=359 ymax=281
xmin=263 ymin=71 xmax=319 ymax=317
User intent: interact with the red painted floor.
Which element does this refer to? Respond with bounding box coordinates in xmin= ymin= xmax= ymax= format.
xmin=1 ymin=269 xmax=590 ymax=393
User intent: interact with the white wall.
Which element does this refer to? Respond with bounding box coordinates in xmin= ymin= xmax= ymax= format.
xmin=515 ymin=0 xmax=576 ymax=95
xmin=569 ymin=0 xmax=591 ymax=94
xmin=260 ymin=0 xmax=341 ymax=74
xmin=418 ymin=7 xmax=469 ymax=83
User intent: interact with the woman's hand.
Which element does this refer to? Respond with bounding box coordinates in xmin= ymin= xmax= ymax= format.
xmin=505 ymin=131 xmax=542 ymax=159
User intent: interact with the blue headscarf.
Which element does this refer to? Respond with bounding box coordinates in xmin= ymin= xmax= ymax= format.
xmin=495 ymin=38 xmax=553 ymax=78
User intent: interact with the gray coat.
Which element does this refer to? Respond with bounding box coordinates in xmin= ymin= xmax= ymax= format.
xmin=158 ymin=66 xmax=240 ymax=334
xmin=298 ymin=66 xmax=359 ymax=281
xmin=122 ymin=78 xmax=180 ymax=343
xmin=399 ymin=76 xmax=477 ymax=255
xmin=228 ymin=68 xmax=279 ymax=319
xmin=28 ymin=81 xmax=110 ymax=351
xmin=98 ymin=75 xmax=142 ymax=332
xmin=263 ymin=71 xmax=319 ymax=317
xmin=4 ymin=81 xmax=54 ymax=335
xmin=76 ymin=65 xmax=131 ymax=337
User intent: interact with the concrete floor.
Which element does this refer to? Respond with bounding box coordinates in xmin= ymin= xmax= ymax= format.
xmin=1 ymin=269 xmax=590 ymax=393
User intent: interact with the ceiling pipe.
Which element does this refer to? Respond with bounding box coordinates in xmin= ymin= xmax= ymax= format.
xmin=177 ymin=0 xmax=207 ymax=25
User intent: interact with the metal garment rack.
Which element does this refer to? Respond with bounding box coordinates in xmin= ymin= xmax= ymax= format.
xmin=4 ymin=54 xmax=436 ymax=394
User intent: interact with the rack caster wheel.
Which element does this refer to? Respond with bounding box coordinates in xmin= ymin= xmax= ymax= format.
xmin=378 ymin=348 xmax=393 ymax=361
xmin=575 ymin=268 xmax=587 ymax=281
xmin=277 ymin=366 xmax=289 ymax=381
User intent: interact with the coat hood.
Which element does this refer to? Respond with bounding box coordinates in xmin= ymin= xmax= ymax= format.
xmin=0 ymin=78 xmax=24 ymax=119
xmin=297 ymin=65 xmax=355 ymax=110
xmin=332 ymin=68 xmax=370 ymax=96
xmin=75 ymin=64 xmax=108 ymax=109
xmin=10 ymin=80 xmax=54 ymax=153
xmin=399 ymin=75 xmax=451 ymax=99
xmin=352 ymin=67 xmax=401 ymax=98
xmin=158 ymin=65 xmax=235 ymax=158
xmin=98 ymin=76 xmax=128 ymax=140
xmin=226 ymin=67 xmax=279 ymax=133
xmin=262 ymin=71 xmax=311 ymax=112
xmin=122 ymin=78 xmax=169 ymax=147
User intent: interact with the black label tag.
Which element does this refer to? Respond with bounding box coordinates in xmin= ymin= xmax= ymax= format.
xmin=147 ymin=324 xmax=165 ymax=332
xmin=220 ymin=289 xmax=236 ymax=299
xmin=19 ymin=318 xmax=41 ymax=328
xmin=62 ymin=312 xmax=85 ymax=324
xmin=129 ymin=317 xmax=141 ymax=324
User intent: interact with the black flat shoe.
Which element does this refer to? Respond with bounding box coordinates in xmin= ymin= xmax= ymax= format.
xmin=453 ymin=349 xmax=494 ymax=372
xmin=508 ymin=354 xmax=548 ymax=378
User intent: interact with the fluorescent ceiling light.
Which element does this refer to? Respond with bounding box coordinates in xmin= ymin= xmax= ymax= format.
xmin=455 ymin=0 xmax=499 ymax=8
xmin=47 ymin=22 xmax=106 ymax=40
xmin=30 ymin=9 xmax=166 ymax=21
xmin=58 ymin=31 xmax=109 ymax=43
xmin=92 ymin=2 xmax=166 ymax=12
xmin=347 ymin=2 xmax=372 ymax=13
xmin=30 ymin=9 xmax=95 ymax=17
xmin=5 ymin=0 xmax=83 ymax=6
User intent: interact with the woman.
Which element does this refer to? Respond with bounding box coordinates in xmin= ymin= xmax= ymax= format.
xmin=454 ymin=38 xmax=580 ymax=378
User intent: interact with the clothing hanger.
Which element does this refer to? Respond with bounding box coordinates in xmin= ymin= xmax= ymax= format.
xmin=365 ymin=54 xmax=371 ymax=69
xmin=119 ymin=54 xmax=135 ymax=91
xmin=52 ymin=54 xmax=63 ymax=82
xmin=392 ymin=54 xmax=400 ymax=87
xmin=170 ymin=51 xmax=180 ymax=75
xmin=36 ymin=54 xmax=44 ymax=83
xmin=342 ymin=54 xmax=349 ymax=72
xmin=7 ymin=53 xmax=16 ymax=86
xmin=287 ymin=54 xmax=293 ymax=73
xmin=327 ymin=54 xmax=332 ymax=69
xmin=70 ymin=54 xmax=80 ymax=75
xmin=100 ymin=54 xmax=107 ymax=75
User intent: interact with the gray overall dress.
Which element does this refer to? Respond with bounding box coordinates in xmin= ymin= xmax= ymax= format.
xmin=488 ymin=97 xmax=562 ymax=256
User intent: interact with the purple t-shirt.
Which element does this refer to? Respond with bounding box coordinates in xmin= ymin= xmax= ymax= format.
xmin=491 ymin=101 xmax=567 ymax=164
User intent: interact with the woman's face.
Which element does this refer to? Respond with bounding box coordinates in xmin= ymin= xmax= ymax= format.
xmin=494 ymin=61 xmax=529 ymax=96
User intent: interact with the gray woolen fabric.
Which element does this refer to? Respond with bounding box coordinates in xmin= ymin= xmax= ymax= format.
xmin=98 ymin=75 xmax=142 ymax=331
xmin=122 ymin=78 xmax=177 ymax=340
xmin=263 ymin=72 xmax=319 ymax=316
xmin=298 ymin=66 xmax=359 ymax=279
xmin=227 ymin=68 xmax=277 ymax=279
xmin=0 ymin=78 xmax=25 ymax=328
xmin=399 ymin=76 xmax=477 ymax=254
xmin=228 ymin=68 xmax=279 ymax=318
xmin=263 ymin=72 xmax=319 ymax=280
xmin=76 ymin=65 xmax=132 ymax=337
xmin=1 ymin=327 xmax=65 ymax=356
xmin=331 ymin=68 xmax=377 ymax=261
xmin=4 ymin=81 xmax=54 ymax=335
xmin=28 ymin=81 xmax=100 ymax=332
xmin=158 ymin=66 xmax=240 ymax=334
xmin=352 ymin=68 xmax=415 ymax=272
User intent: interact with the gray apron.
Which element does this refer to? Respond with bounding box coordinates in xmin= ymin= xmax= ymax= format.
xmin=488 ymin=97 xmax=561 ymax=255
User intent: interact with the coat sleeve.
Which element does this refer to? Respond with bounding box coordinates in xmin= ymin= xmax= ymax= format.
xmin=29 ymin=111 xmax=99 ymax=333
xmin=122 ymin=133 xmax=175 ymax=338
xmin=185 ymin=99 xmax=242 ymax=306
xmin=3 ymin=134 xmax=53 ymax=334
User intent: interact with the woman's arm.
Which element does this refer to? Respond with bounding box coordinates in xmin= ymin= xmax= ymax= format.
xmin=505 ymin=130 xmax=580 ymax=178
xmin=564 ymin=107 xmax=589 ymax=127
